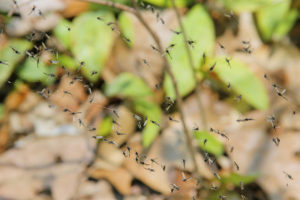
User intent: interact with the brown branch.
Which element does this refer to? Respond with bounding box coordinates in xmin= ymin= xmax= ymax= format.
xmin=129 ymin=0 xmax=199 ymax=174
xmin=82 ymin=0 xmax=135 ymax=13
xmin=170 ymin=0 xmax=207 ymax=130
xmin=80 ymin=0 xmax=200 ymax=175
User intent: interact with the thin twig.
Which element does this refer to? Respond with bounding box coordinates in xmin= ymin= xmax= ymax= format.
xmin=80 ymin=0 xmax=200 ymax=175
xmin=170 ymin=0 xmax=207 ymax=130
xmin=129 ymin=0 xmax=199 ymax=174
xmin=82 ymin=0 xmax=135 ymax=13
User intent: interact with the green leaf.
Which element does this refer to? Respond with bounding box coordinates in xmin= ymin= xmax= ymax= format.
xmin=164 ymin=5 xmax=215 ymax=99
xmin=273 ymin=9 xmax=298 ymax=40
xmin=221 ymin=173 xmax=258 ymax=186
xmin=71 ymin=10 xmax=115 ymax=82
xmin=53 ymin=19 xmax=72 ymax=49
xmin=105 ymin=73 xmax=153 ymax=98
xmin=213 ymin=57 xmax=269 ymax=110
xmin=0 ymin=40 xmax=32 ymax=88
xmin=134 ymin=99 xmax=162 ymax=148
xmin=57 ymin=54 xmax=77 ymax=70
xmin=97 ymin=116 xmax=113 ymax=137
xmin=17 ymin=58 xmax=57 ymax=85
xmin=105 ymin=73 xmax=161 ymax=147
xmin=256 ymin=0 xmax=298 ymax=41
xmin=194 ymin=130 xmax=224 ymax=156
xmin=143 ymin=0 xmax=189 ymax=7
xmin=0 ymin=104 xmax=4 ymax=120
xmin=118 ymin=12 xmax=135 ymax=47
xmin=220 ymin=0 xmax=274 ymax=12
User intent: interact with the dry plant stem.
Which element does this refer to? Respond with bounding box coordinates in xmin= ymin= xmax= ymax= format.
xmin=80 ymin=0 xmax=200 ymax=175
xmin=129 ymin=0 xmax=199 ymax=175
xmin=170 ymin=0 xmax=207 ymax=130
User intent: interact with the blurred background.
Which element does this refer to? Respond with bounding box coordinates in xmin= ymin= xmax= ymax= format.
xmin=0 ymin=0 xmax=300 ymax=199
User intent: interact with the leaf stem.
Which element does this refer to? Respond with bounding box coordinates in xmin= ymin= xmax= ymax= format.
xmin=80 ymin=0 xmax=200 ymax=175
xmin=129 ymin=0 xmax=199 ymax=175
xmin=170 ymin=0 xmax=208 ymax=130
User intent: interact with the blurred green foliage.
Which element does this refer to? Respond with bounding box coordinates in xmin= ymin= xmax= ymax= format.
xmin=221 ymin=173 xmax=258 ymax=186
xmin=0 ymin=103 xmax=4 ymax=120
xmin=0 ymin=0 xmax=297 ymax=186
xmin=105 ymin=73 xmax=161 ymax=147
xmin=220 ymin=0 xmax=274 ymax=12
xmin=256 ymin=0 xmax=298 ymax=41
xmin=53 ymin=19 xmax=72 ymax=49
xmin=164 ymin=4 xmax=215 ymax=99
xmin=97 ymin=115 xmax=113 ymax=137
xmin=119 ymin=12 xmax=135 ymax=47
xmin=220 ymin=0 xmax=298 ymax=41
xmin=0 ymin=40 xmax=32 ymax=88
xmin=17 ymin=58 xmax=57 ymax=85
xmin=211 ymin=57 xmax=269 ymax=110
xmin=143 ymin=0 xmax=189 ymax=7
xmin=193 ymin=130 xmax=224 ymax=156
xmin=71 ymin=11 xmax=115 ymax=82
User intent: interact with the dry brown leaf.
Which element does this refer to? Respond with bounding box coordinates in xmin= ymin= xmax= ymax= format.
xmin=62 ymin=0 xmax=89 ymax=18
xmin=81 ymin=91 xmax=108 ymax=124
xmin=52 ymin=166 xmax=83 ymax=200
xmin=0 ymin=123 xmax=9 ymax=153
xmin=170 ymin=169 xmax=196 ymax=199
xmin=223 ymin=111 xmax=268 ymax=174
xmin=109 ymin=106 xmax=136 ymax=145
xmin=89 ymin=167 xmax=133 ymax=195
xmin=155 ymin=120 xmax=213 ymax=179
xmin=77 ymin=179 xmax=115 ymax=200
xmin=18 ymin=92 xmax=41 ymax=113
xmin=123 ymin=135 xmax=171 ymax=194
xmin=98 ymin=142 xmax=125 ymax=167
xmin=0 ymin=135 xmax=94 ymax=168
xmin=5 ymin=83 xmax=30 ymax=111
xmin=9 ymin=112 xmax=33 ymax=134
xmin=50 ymin=76 xmax=87 ymax=112
xmin=258 ymin=132 xmax=300 ymax=200
xmin=0 ymin=175 xmax=44 ymax=199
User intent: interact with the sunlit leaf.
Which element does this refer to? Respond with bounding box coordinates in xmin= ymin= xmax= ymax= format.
xmin=17 ymin=58 xmax=57 ymax=85
xmin=118 ymin=12 xmax=135 ymax=47
xmin=220 ymin=0 xmax=275 ymax=12
xmin=164 ymin=5 xmax=215 ymax=98
xmin=57 ymin=54 xmax=77 ymax=70
xmin=105 ymin=73 xmax=161 ymax=147
xmin=0 ymin=104 xmax=4 ymax=120
xmin=143 ymin=0 xmax=189 ymax=7
xmin=71 ymin=10 xmax=115 ymax=82
xmin=0 ymin=40 xmax=32 ymax=88
xmin=212 ymin=57 xmax=269 ymax=110
xmin=273 ymin=9 xmax=298 ymax=40
xmin=97 ymin=116 xmax=113 ymax=137
xmin=194 ymin=130 xmax=224 ymax=156
xmin=256 ymin=0 xmax=298 ymax=41
xmin=221 ymin=173 xmax=258 ymax=186
xmin=134 ymin=99 xmax=161 ymax=148
xmin=53 ymin=19 xmax=72 ymax=49
xmin=105 ymin=73 xmax=153 ymax=98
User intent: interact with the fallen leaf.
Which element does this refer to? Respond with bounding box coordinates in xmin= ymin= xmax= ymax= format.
xmin=123 ymin=135 xmax=171 ymax=194
xmin=77 ymin=179 xmax=115 ymax=200
xmin=88 ymin=167 xmax=133 ymax=195
xmin=50 ymin=76 xmax=87 ymax=112
xmin=5 ymin=83 xmax=30 ymax=111
xmin=258 ymin=132 xmax=300 ymax=200
xmin=62 ymin=0 xmax=89 ymax=18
